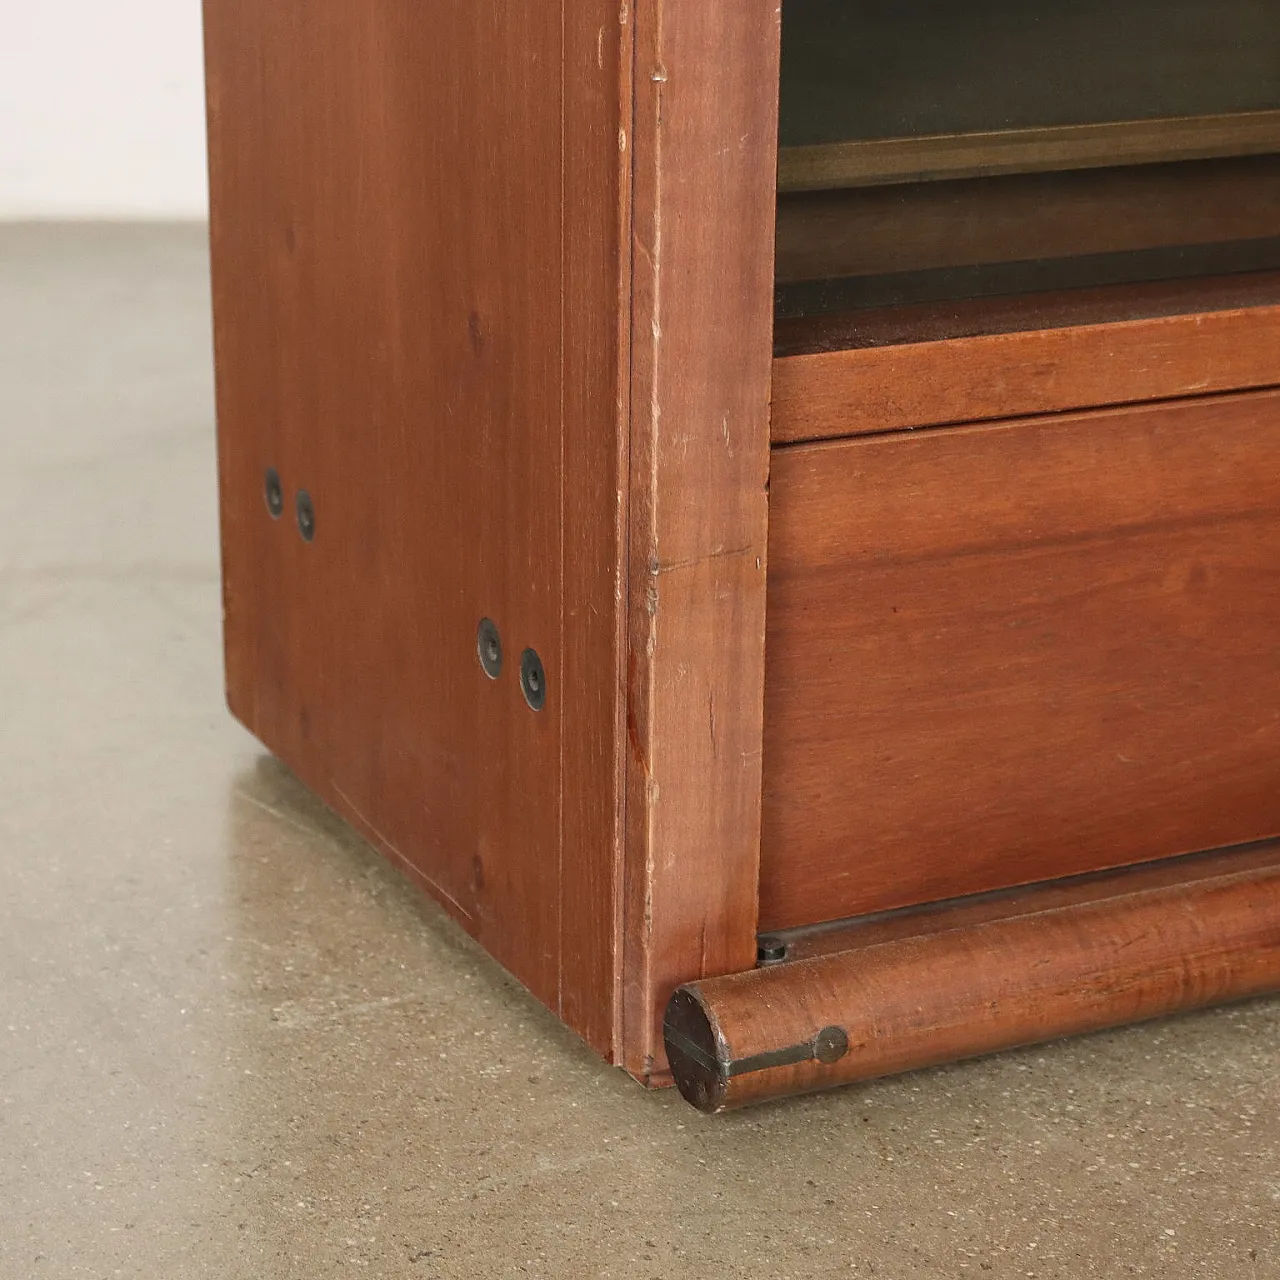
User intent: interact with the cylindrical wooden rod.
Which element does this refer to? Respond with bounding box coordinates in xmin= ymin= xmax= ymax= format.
xmin=664 ymin=861 xmax=1280 ymax=1112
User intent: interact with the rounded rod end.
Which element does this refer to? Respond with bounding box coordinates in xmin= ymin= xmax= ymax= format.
xmin=663 ymin=987 xmax=729 ymax=1114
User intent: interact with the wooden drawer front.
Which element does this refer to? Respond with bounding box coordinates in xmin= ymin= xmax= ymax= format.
xmin=760 ymin=389 xmax=1280 ymax=931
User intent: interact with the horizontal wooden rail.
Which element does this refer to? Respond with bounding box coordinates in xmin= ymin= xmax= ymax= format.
xmin=774 ymin=157 xmax=1280 ymax=291
xmin=771 ymin=301 xmax=1280 ymax=443
xmin=664 ymin=843 xmax=1280 ymax=1111
xmin=778 ymin=110 xmax=1280 ymax=193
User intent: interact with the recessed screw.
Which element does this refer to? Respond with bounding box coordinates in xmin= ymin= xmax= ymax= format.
xmin=296 ymin=490 xmax=316 ymax=542
xmin=814 ymin=1025 xmax=850 ymax=1065
xmin=477 ymin=618 xmax=503 ymax=679
xmin=520 ymin=648 xmax=547 ymax=711
xmin=757 ymin=938 xmax=788 ymax=966
xmin=264 ymin=468 xmax=284 ymax=518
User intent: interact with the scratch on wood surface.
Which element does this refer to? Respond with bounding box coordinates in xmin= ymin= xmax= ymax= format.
xmin=709 ymin=690 xmax=718 ymax=758
xmin=635 ymin=1 xmax=666 ymax=949
xmin=643 ymin=777 xmax=661 ymax=934
xmin=643 ymin=34 xmax=664 ymax=623
xmin=649 ymin=544 xmax=755 ymax=575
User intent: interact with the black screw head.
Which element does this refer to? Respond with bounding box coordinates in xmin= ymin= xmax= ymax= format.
xmin=757 ymin=937 xmax=789 ymax=966
xmin=295 ymin=490 xmax=316 ymax=542
xmin=814 ymin=1025 xmax=850 ymax=1065
xmin=264 ymin=468 xmax=284 ymax=518
xmin=477 ymin=618 xmax=503 ymax=679
xmin=520 ymin=648 xmax=547 ymax=711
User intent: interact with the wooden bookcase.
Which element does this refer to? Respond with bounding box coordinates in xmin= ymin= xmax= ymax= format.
xmin=204 ymin=0 xmax=1280 ymax=1110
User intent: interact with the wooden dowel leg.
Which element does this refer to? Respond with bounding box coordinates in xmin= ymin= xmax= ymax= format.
xmin=664 ymin=858 xmax=1280 ymax=1112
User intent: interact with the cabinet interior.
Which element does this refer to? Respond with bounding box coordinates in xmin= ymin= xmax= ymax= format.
xmin=776 ymin=0 xmax=1280 ymax=340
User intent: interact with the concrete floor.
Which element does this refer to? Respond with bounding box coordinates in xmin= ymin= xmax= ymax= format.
xmin=1 ymin=223 xmax=1278 ymax=1279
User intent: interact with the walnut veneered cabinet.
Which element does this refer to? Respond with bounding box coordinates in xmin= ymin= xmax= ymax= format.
xmin=203 ymin=1 xmax=1280 ymax=1110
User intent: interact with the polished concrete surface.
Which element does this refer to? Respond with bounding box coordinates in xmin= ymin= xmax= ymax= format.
xmin=2 ymin=223 xmax=1278 ymax=1279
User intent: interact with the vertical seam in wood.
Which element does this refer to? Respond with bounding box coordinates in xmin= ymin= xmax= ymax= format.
xmin=641 ymin=0 xmax=663 ymax=1051
xmin=622 ymin=0 xmax=665 ymax=1076
xmin=556 ymin=0 xmax=568 ymax=1020
xmin=612 ymin=0 xmax=638 ymax=1062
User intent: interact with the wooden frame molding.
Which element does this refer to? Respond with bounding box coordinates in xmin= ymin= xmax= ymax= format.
xmin=778 ymin=110 xmax=1280 ymax=193
xmin=772 ymin=302 xmax=1280 ymax=443
xmin=623 ymin=0 xmax=782 ymax=1080
xmin=774 ymin=158 xmax=1280 ymax=290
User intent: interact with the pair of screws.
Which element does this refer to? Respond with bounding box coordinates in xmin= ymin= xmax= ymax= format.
xmin=264 ymin=468 xmax=314 ymax=542
xmin=478 ymin=618 xmax=546 ymax=712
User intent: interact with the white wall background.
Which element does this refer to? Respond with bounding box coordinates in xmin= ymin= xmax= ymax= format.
xmin=1 ymin=1 xmax=208 ymax=219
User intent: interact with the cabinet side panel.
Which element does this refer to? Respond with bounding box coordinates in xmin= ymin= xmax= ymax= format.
xmin=204 ymin=1 xmax=626 ymax=1053
xmin=624 ymin=1 xmax=782 ymax=1076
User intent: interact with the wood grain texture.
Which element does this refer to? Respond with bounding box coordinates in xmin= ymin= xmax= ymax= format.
xmin=559 ymin=0 xmax=631 ymax=1051
xmin=623 ymin=0 xmax=781 ymax=1078
xmin=205 ymin=0 xmax=626 ymax=1056
xmin=668 ymin=842 xmax=1280 ymax=1111
xmin=761 ymin=389 xmax=1280 ymax=930
xmin=772 ymin=303 xmax=1280 ymax=442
